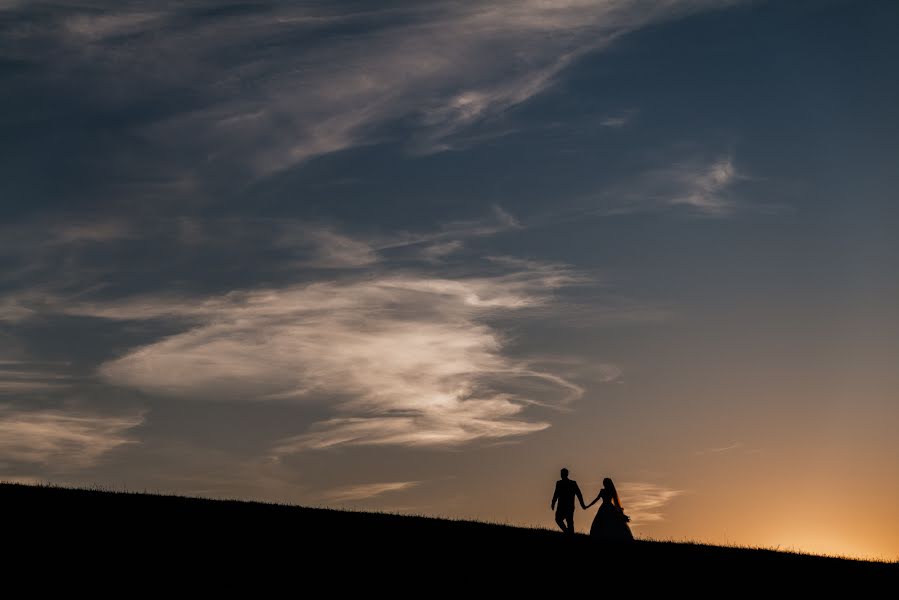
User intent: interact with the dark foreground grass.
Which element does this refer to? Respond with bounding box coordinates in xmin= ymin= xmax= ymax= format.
xmin=3 ymin=482 xmax=895 ymax=590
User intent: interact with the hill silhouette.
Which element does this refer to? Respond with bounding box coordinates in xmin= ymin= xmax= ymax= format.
xmin=3 ymin=482 xmax=894 ymax=590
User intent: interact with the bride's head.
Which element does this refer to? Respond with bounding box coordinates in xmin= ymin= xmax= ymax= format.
xmin=603 ymin=477 xmax=622 ymax=509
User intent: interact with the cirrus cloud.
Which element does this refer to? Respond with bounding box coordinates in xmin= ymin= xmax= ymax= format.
xmin=2 ymin=0 xmax=745 ymax=178
xmin=0 ymin=405 xmax=144 ymax=470
xmin=621 ymin=482 xmax=684 ymax=524
xmin=322 ymin=481 xmax=420 ymax=503
xmin=73 ymin=256 xmax=587 ymax=450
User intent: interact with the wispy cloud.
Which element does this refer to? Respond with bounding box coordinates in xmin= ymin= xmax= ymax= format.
xmin=51 ymin=220 xmax=135 ymax=245
xmin=696 ymin=441 xmax=763 ymax=456
xmin=600 ymin=109 xmax=638 ymax=128
xmin=0 ymin=204 xmax=656 ymax=454
xmin=668 ymin=156 xmax=739 ymax=215
xmin=0 ymin=217 xmax=139 ymax=312
xmin=0 ymin=296 xmax=35 ymax=323
xmin=587 ymin=153 xmax=743 ymax=217
xmin=0 ymin=208 xmax=522 ymax=295
xmin=3 ymin=1 xmax=744 ymax=176
xmin=372 ymin=205 xmax=522 ymax=255
xmin=0 ymin=218 xmax=134 ymax=252
xmin=420 ymin=240 xmax=465 ymax=262
xmin=0 ymin=405 xmax=144 ymax=469
xmin=275 ymin=206 xmax=520 ymax=268
xmin=696 ymin=441 xmax=744 ymax=455
xmin=0 ymin=362 xmax=74 ymax=395
xmin=0 ymin=381 xmax=67 ymax=393
xmin=64 ymin=11 xmax=166 ymax=40
xmin=322 ymin=481 xmax=420 ymax=503
xmin=59 ymin=252 xmax=585 ymax=450
xmin=620 ymin=482 xmax=683 ymax=524
xmin=276 ymin=225 xmax=381 ymax=269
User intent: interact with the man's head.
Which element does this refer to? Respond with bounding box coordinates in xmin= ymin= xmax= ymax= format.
xmin=560 ymin=468 xmax=569 ymax=479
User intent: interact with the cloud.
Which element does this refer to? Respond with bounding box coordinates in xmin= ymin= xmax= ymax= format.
xmin=696 ymin=441 xmax=744 ymax=455
xmin=0 ymin=217 xmax=130 ymax=259
xmin=0 ymin=218 xmax=133 ymax=251
xmin=0 ymin=362 xmax=73 ymax=395
xmin=696 ymin=441 xmax=763 ymax=456
xmin=620 ymin=482 xmax=683 ymax=524
xmin=593 ymin=364 xmax=623 ymax=383
xmin=3 ymin=1 xmax=744 ymax=176
xmin=411 ymin=51 xmax=584 ymax=153
xmin=0 ymin=405 xmax=144 ymax=469
xmin=0 ymin=380 xmax=67 ymax=393
xmin=0 ymin=208 xmax=524 ymax=297
xmin=375 ymin=205 xmax=523 ymax=254
xmin=0 ymin=296 xmax=35 ymax=323
xmin=65 ymin=255 xmax=585 ymax=450
xmin=600 ymin=116 xmax=630 ymax=128
xmin=274 ymin=208 xmax=519 ymax=268
xmin=669 ymin=156 xmax=739 ymax=215
xmin=64 ymin=11 xmax=166 ymax=40
xmin=51 ymin=220 xmax=135 ymax=245
xmin=322 ymin=481 xmax=420 ymax=503
xmin=0 ymin=210 xmax=607 ymax=452
xmin=420 ymin=240 xmax=465 ymax=262
xmin=0 ymin=217 xmax=138 ymax=309
xmin=600 ymin=109 xmax=638 ymax=128
xmin=586 ymin=153 xmax=742 ymax=217
xmin=275 ymin=225 xmax=381 ymax=268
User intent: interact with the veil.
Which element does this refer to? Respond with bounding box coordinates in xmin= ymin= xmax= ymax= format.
xmin=605 ymin=478 xmax=623 ymax=510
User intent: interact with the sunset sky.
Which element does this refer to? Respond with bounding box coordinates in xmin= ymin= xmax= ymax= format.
xmin=1 ymin=1 xmax=897 ymax=560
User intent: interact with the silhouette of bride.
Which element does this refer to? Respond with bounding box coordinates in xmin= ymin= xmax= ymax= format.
xmin=585 ymin=477 xmax=634 ymax=541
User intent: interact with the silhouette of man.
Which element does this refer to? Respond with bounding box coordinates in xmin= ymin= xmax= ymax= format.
xmin=551 ymin=468 xmax=586 ymax=534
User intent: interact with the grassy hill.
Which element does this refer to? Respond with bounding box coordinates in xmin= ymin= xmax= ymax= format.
xmin=3 ymin=482 xmax=894 ymax=589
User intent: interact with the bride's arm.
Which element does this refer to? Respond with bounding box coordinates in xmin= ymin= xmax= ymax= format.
xmin=575 ymin=483 xmax=587 ymax=510
xmin=585 ymin=493 xmax=600 ymax=508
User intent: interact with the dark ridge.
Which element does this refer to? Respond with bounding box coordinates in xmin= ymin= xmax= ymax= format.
xmin=3 ymin=483 xmax=895 ymax=590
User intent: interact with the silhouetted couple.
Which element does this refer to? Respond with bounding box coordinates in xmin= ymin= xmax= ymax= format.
xmin=551 ymin=468 xmax=634 ymax=541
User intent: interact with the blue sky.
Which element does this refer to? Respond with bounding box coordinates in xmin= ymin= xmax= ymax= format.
xmin=1 ymin=1 xmax=897 ymax=557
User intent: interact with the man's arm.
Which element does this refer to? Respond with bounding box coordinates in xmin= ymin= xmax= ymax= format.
xmin=575 ymin=482 xmax=586 ymax=510
xmin=551 ymin=482 xmax=559 ymax=510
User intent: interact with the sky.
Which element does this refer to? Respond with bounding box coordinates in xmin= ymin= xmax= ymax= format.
xmin=1 ymin=0 xmax=897 ymax=560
